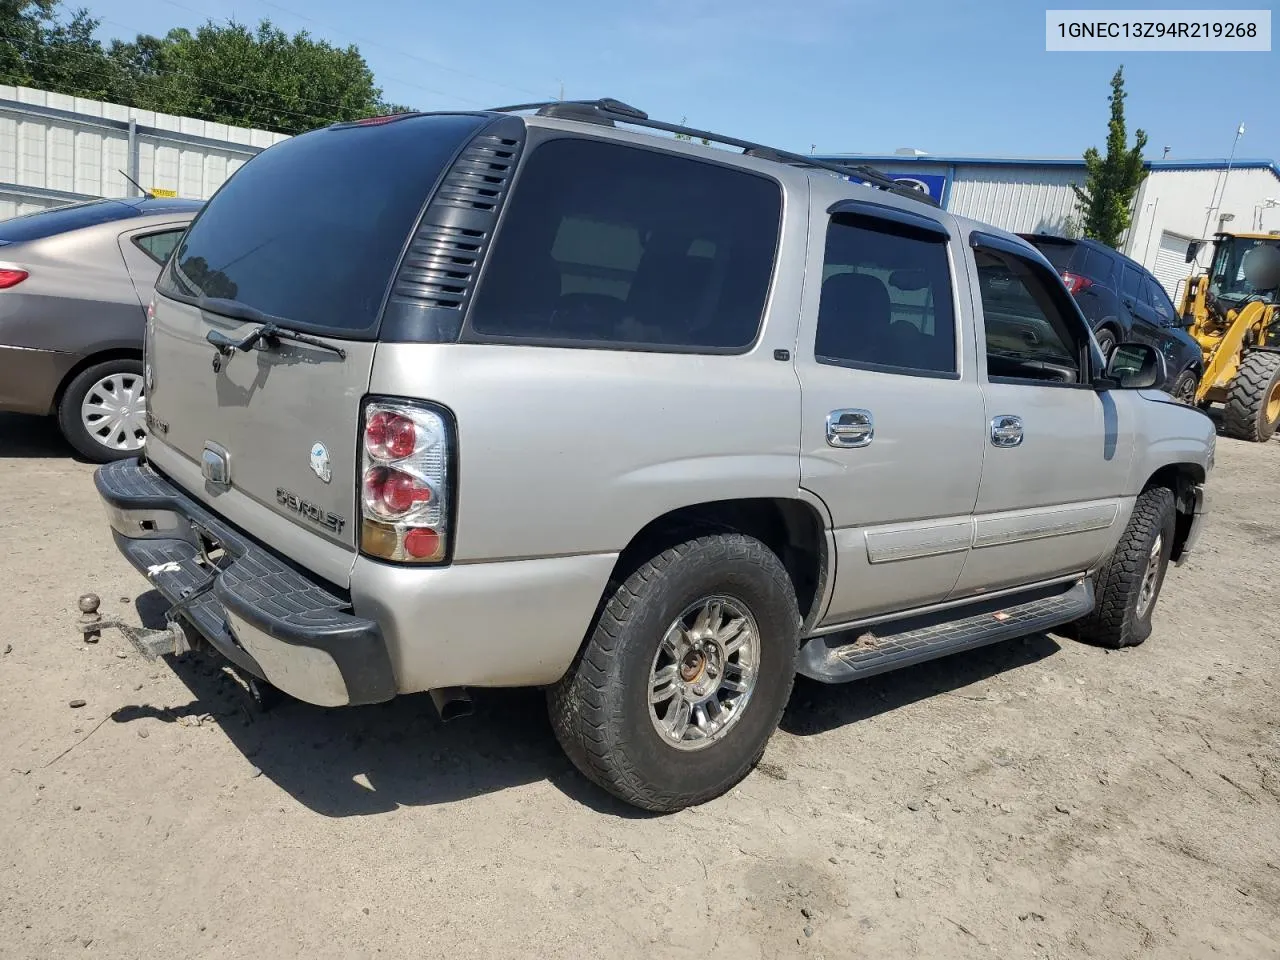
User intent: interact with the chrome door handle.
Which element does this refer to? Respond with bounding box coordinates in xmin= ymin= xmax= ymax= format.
xmin=990 ymin=415 xmax=1024 ymax=448
xmin=827 ymin=409 xmax=874 ymax=448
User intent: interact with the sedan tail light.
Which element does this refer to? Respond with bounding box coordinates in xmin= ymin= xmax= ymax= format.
xmin=1060 ymin=271 xmax=1093 ymax=295
xmin=358 ymin=399 xmax=453 ymax=564
xmin=0 ymin=269 xmax=29 ymax=289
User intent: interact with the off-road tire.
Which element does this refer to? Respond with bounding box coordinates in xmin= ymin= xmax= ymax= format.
xmin=1222 ymin=351 xmax=1280 ymax=442
xmin=1171 ymin=368 xmax=1199 ymax=405
xmin=548 ymin=533 xmax=800 ymax=812
xmin=1074 ymin=486 xmax=1176 ymax=649
xmin=56 ymin=358 xmax=146 ymax=462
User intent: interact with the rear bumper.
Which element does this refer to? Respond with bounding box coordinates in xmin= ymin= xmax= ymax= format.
xmin=0 ymin=344 xmax=78 ymax=415
xmin=96 ymin=457 xmax=396 ymax=707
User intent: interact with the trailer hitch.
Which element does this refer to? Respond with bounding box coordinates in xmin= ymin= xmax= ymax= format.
xmin=77 ymin=591 xmax=205 ymax=660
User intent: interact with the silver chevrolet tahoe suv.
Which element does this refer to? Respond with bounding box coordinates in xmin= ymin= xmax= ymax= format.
xmin=96 ymin=99 xmax=1214 ymax=812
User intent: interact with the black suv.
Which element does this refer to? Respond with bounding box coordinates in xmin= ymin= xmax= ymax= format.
xmin=1019 ymin=234 xmax=1202 ymax=402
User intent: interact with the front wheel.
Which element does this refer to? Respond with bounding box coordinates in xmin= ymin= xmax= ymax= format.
xmin=1074 ymin=486 xmax=1176 ymax=649
xmin=548 ymin=533 xmax=800 ymax=812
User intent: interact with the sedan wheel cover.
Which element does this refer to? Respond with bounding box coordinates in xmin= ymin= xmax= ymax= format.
xmin=80 ymin=373 xmax=146 ymax=451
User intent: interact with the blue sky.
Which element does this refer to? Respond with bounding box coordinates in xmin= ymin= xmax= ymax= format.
xmin=88 ymin=0 xmax=1279 ymax=162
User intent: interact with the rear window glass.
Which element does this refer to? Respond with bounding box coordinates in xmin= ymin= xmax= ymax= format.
xmin=157 ymin=113 xmax=486 ymax=335
xmin=467 ymin=137 xmax=781 ymax=352
xmin=0 ymin=199 xmax=139 ymax=242
xmin=1030 ymin=239 xmax=1076 ymax=272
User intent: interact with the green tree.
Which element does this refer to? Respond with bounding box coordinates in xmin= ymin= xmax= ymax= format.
xmin=0 ymin=1 xmax=128 ymax=100
xmin=2 ymin=2 xmax=408 ymax=134
xmin=110 ymin=20 xmax=401 ymax=135
xmin=1072 ymin=66 xmax=1148 ymax=249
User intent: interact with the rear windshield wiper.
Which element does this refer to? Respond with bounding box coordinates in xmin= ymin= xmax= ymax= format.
xmin=199 ymin=297 xmax=347 ymax=360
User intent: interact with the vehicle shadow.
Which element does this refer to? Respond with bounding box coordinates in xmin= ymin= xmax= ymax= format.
xmin=109 ymin=591 xmax=650 ymax=818
xmin=108 ymin=592 xmax=1062 ymax=817
xmin=0 ymin=412 xmax=75 ymax=459
xmin=780 ymin=632 xmax=1062 ymax=736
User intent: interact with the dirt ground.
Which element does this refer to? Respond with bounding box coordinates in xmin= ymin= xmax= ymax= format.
xmin=1 ymin=412 xmax=1278 ymax=960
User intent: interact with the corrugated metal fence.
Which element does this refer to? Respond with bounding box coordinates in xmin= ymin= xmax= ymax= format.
xmin=0 ymin=84 xmax=290 ymax=219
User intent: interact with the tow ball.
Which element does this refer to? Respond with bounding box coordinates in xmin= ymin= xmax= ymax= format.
xmin=76 ymin=593 xmax=197 ymax=660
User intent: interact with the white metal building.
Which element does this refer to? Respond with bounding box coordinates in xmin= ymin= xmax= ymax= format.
xmin=0 ymin=84 xmax=288 ymax=220
xmin=4 ymin=81 xmax=1279 ymax=308
xmin=818 ymin=151 xmax=1280 ymax=303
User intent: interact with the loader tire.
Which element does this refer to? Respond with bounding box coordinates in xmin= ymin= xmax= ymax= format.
xmin=1222 ymin=351 xmax=1280 ymax=442
xmin=1074 ymin=486 xmax=1176 ymax=650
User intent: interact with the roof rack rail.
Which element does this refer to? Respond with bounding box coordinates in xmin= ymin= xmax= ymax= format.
xmin=486 ymin=99 xmax=938 ymax=207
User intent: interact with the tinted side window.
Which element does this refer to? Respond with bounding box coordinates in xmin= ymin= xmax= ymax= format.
xmin=134 ymin=229 xmax=184 ymax=265
xmin=975 ymin=248 xmax=1083 ymax=385
xmin=0 ymin=199 xmax=139 ymax=243
xmin=1144 ymin=277 xmax=1175 ymax=323
xmin=468 ymin=138 xmax=781 ymax=351
xmin=1120 ymin=264 xmax=1144 ymax=300
xmin=815 ymin=217 xmax=956 ymax=375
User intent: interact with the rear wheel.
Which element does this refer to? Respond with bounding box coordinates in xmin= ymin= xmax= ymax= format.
xmin=57 ymin=358 xmax=147 ymax=462
xmin=1171 ymin=368 xmax=1200 ymax=405
xmin=1074 ymin=486 xmax=1176 ymax=649
xmin=548 ymin=533 xmax=800 ymax=812
xmin=1094 ymin=328 xmax=1117 ymax=362
xmin=1222 ymin=351 xmax=1280 ymax=442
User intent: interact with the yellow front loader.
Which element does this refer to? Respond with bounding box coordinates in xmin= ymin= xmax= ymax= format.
xmin=1178 ymin=232 xmax=1280 ymax=441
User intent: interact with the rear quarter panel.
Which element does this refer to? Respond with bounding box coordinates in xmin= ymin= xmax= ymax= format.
xmin=370 ymin=340 xmax=804 ymax=563
xmin=0 ymin=227 xmax=146 ymax=356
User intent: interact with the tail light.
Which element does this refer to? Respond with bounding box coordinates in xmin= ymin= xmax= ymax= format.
xmin=359 ymin=400 xmax=453 ymax=564
xmin=0 ymin=269 xmax=29 ymax=289
xmin=1060 ymin=272 xmax=1093 ymax=294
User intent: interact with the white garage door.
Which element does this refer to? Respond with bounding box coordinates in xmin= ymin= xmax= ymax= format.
xmin=1153 ymin=230 xmax=1196 ymax=304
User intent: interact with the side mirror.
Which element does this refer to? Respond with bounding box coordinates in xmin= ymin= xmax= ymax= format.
xmin=1185 ymin=239 xmax=1203 ymax=263
xmin=1103 ymin=342 xmax=1166 ymax=390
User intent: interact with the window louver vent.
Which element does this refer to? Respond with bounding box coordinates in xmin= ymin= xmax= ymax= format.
xmin=391 ymin=126 xmax=524 ymax=310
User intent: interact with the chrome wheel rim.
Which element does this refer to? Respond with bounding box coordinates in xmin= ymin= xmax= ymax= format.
xmin=648 ymin=596 xmax=759 ymax=751
xmin=80 ymin=372 xmax=146 ymax=452
xmin=1136 ymin=533 xmax=1164 ymax=620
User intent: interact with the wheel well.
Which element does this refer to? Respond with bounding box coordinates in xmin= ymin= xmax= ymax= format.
xmin=52 ymin=349 xmax=143 ymax=411
xmin=606 ymin=498 xmax=828 ymax=631
xmin=1144 ymin=463 xmax=1205 ymax=563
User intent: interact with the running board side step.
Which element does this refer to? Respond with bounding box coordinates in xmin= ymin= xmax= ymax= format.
xmin=797 ymin=578 xmax=1094 ymax=683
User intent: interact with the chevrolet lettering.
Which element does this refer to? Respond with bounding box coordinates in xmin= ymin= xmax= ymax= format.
xmin=275 ymin=487 xmax=345 ymax=534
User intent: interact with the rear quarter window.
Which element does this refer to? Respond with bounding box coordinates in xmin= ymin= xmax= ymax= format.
xmin=1030 ymin=239 xmax=1076 ymax=272
xmin=466 ymin=137 xmax=782 ymax=352
xmin=1079 ymin=247 xmax=1115 ymax=283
